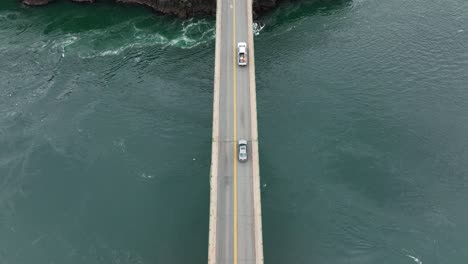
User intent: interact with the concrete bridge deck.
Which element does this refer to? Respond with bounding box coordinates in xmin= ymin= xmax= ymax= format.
xmin=207 ymin=0 xmax=263 ymax=262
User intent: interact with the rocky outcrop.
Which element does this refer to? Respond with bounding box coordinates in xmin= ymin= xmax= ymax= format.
xmin=72 ymin=0 xmax=95 ymax=3
xmin=23 ymin=0 xmax=95 ymax=5
xmin=22 ymin=0 xmax=282 ymax=18
xmin=253 ymin=0 xmax=277 ymax=18
xmin=22 ymin=0 xmax=53 ymax=6
xmin=116 ymin=0 xmax=215 ymax=18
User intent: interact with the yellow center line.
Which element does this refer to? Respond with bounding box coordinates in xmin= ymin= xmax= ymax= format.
xmin=232 ymin=0 xmax=238 ymax=262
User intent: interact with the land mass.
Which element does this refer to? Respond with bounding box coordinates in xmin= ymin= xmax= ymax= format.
xmin=21 ymin=0 xmax=279 ymax=18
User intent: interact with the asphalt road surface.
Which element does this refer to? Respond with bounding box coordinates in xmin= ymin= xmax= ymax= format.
xmin=215 ymin=0 xmax=256 ymax=262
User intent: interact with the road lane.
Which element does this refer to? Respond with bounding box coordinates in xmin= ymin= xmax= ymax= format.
xmin=235 ymin=0 xmax=255 ymax=262
xmin=216 ymin=0 xmax=235 ymax=261
xmin=212 ymin=0 xmax=259 ymax=261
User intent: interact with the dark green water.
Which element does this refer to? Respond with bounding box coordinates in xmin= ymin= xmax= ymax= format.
xmin=1 ymin=0 xmax=467 ymax=263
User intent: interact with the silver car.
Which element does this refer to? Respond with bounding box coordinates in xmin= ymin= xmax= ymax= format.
xmin=238 ymin=139 xmax=248 ymax=162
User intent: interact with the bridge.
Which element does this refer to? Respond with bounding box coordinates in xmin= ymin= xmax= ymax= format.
xmin=207 ymin=0 xmax=264 ymax=262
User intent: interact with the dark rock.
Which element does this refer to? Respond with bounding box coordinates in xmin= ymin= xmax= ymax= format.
xmin=116 ymin=0 xmax=216 ymax=18
xmin=21 ymin=0 xmax=284 ymax=17
xmin=72 ymin=0 xmax=95 ymax=3
xmin=22 ymin=0 xmax=54 ymax=6
xmin=253 ymin=0 xmax=278 ymax=18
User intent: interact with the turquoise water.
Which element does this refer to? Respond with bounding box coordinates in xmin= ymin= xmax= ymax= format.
xmin=257 ymin=0 xmax=468 ymax=263
xmin=0 ymin=2 xmax=214 ymax=263
xmin=1 ymin=0 xmax=468 ymax=263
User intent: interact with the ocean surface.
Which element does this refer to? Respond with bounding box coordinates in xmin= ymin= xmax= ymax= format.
xmin=1 ymin=0 xmax=467 ymax=263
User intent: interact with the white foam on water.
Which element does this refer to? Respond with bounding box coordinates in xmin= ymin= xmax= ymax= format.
xmin=174 ymin=18 xmax=215 ymax=49
xmin=167 ymin=35 xmax=195 ymax=49
xmin=79 ymin=32 xmax=169 ymax=58
xmin=51 ymin=34 xmax=79 ymax=58
xmin=52 ymin=17 xmax=215 ymax=58
xmin=407 ymin=255 xmax=422 ymax=264
xmin=99 ymin=45 xmax=130 ymax=56
xmin=140 ymin=173 xmax=155 ymax=180
xmin=51 ymin=35 xmax=79 ymax=49
xmin=253 ymin=22 xmax=266 ymax=36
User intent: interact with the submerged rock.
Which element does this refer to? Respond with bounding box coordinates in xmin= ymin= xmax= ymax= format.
xmin=21 ymin=0 xmax=285 ymax=18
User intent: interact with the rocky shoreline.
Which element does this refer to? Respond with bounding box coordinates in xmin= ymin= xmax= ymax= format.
xmin=21 ymin=0 xmax=280 ymax=18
